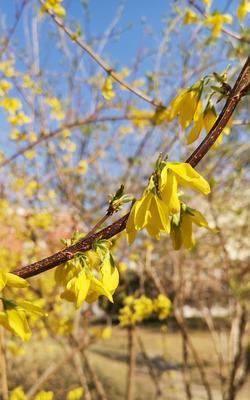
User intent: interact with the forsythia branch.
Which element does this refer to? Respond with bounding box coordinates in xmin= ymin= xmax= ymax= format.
xmin=13 ymin=55 xmax=250 ymax=279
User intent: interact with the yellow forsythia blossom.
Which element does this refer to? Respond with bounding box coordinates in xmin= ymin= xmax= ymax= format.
xmin=0 ymin=80 xmax=11 ymax=96
xmin=10 ymin=387 xmax=54 ymax=400
xmin=170 ymin=205 xmax=217 ymax=250
xmin=168 ymin=81 xmax=203 ymax=130
xmin=153 ymin=294 xmax=171 ymax=320
xmin=44 ymin=96 xmax=65 ymax=120
xmin=126 ymin=161 xmax=210 ymax=244
xmin=119 ymin=295 xmax=153 ymax=326
xmin=7 ymin=112 xmax=31 ymax=126
xmin=55 ymin=245 xmax=119 ymax=308
xmin=67 ymin=387 xmax=84 ymax=400
xmin=0 ymin=272 xmax=47 ymax=341
xmin=119 ymin=294 xmax=171 ymax=326
xmin=126 ymin=175 xmax=170 ymax=244
xmin=237 ymin=0 xmax=250 ymax=20
xmin=183 ymin=9 xmax=198 ymax=25
xmin=41 ymin=0 xmax=66 ymax=17
xmin=0 ymin=59 xmax=15 ymax=77
xmin=76 ymin=160 xmax=88 ymax=175
xmin=0 ymin=97 xmax=22 ymax=113
xmin=102 ymin=75 xmax=115 ymax=100
xmin=204 ymin=13 xmax=232 ymax=37
xmin=186 ymin=101 xmax=217 ymax=144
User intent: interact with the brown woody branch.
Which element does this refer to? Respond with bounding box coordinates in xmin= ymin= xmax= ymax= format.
xmin=13 ymin=56 xmax=250 ymax=279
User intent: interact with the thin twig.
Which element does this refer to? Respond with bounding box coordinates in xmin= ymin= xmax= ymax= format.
xmin=41 ymin=1 xmax=162 ymax=108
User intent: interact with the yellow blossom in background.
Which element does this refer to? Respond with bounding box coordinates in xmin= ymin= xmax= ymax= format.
xmin=28 ymin=131 xmax=37 ymax=143
xmin=10 ymin=386 xmax=26 ymax=400
xmin=204 ymin=13 xmax=232 ymax=37
xmin=34 ymin=391 xmax=54 ymax=400
xmin=0 ymin=59 xmax=15 ymax=77
xmin=9 ymin=129 xmax=21 ymax=141
xmin=76 ymin=160 xmax=88 ymax=174
xmin=128 ymin=107 xmax=153 ymax=129
xmin=24 ymin=180 xmax=39 ymax=197
xmin=0 ymin=97 xmax=22 ymax=113
xmin=119 ymin=295 xmax=170 ymax=326
xmin=21 ymin=74 xmax=34 ymax=89
xmin=44 ymin=96 xmax=65 ymax=120
xmin=24 ymin=150 xmax=36 ymax=160
xmin=102 ymin=75 xmax=115 ymax=100
xmin=41 ymin=0 xmax=66 ymax=18
xmin=67 ymin=387 xmax=84 ymax=400
xmin=0 ymin=80 xmax=11 ymax=96
xmin=237 ymin=0 xmax=250 ymax=20
xmin=183 ymin=9 xmax=198 ymax=25
xmin=8 ymin=112 xmax=31 ymax=126
xmin=7 ymin=341 xmax=25 ymax=357
xmin=153 ymin=294 xmax=171 ymax=320
xmin=102 ymin=326 xmax=112 ymax=339
xmin=202 ymin=0 xmax=212 ymax=7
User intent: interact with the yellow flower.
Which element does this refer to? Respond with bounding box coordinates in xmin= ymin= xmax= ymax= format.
xmin=67 ymin=388 xmax=84 ymax=400
xmin=10 ymin=386 xmax=26 ymax=400
xmin=8 ymin=112 xmax=31 ymax=126
xmin=168 ymin=81 xmax=203 ymax=129
xmin=0 ymin=298 xmax=47 ymax=341
xmin=0 ymin=80 xmax=11 ymax=96
xmin=41 ymin=0 xmax=66 ymax=17
xmin=119 ymin=295 xmax=154 ymax=326
xmin=126 ymin=181 xmax=170 ymax=244
xmin=76 ymin=160 xmax=88 ymax=174
xmin=58 ymin=249 xmax=118 ymax=307
xmin=0 ymin=272 xmax=29 ymax=291
xmin=186 ymin=101 xmax=217 ymax=144
xmin=0 ymin=59 xmax=15 ymax=77
xmin=170 ymin=205 xmax=217 ymax=250
xmin=161 ymin=162 xmax=210 ymax=213
xmin=34 ymin=391 xmax=54 ymax=400
xmin=0 ymin=97 xmax=22 ymax=113
xmin=102 ymin=75 xmax=115 ymax=100
xmin=61 ymin=269 xmax=91 ymax=308
xmin=237 ymin=0 xmax=250 ymax=21
xmin=204 ymin=13 xmax=232 ymax=37
xmin=45 ymin=96 xmax=65 ymax=120
xmin=183 ymin=9 xmax=198 ymax=25
xmin=153 ymin=294 xmax=171 ymax=320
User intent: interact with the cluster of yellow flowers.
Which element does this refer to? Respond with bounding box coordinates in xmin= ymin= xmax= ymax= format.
xmin=0 ymin=272 xmax=46 ymax=340
xmin=119 ymin=294 xmax=171 ymax=326
xmin=41 ymin=0 xmax=66 ymax=18
xmin=55 ymin=236 xmax=119 ymax=308
xmin=0 ymin=59 xmax=32 ymax=142
xmin=10 ymin=386 xmax=84 ymax=400
xmin=126 ymin=159 xmax=214 ymax=248
xmin=44 ymin=96 xmax=65 ymax=121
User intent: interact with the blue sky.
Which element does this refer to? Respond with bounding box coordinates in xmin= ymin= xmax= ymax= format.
xmin=0 ymin=0 xmax=244 ymax=159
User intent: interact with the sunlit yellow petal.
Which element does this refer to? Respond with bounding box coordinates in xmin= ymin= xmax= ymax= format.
xmin=6 ymin=273 xmax=29 ymax=288
xmin=167 ymin=162 xmax=210 ymax=195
